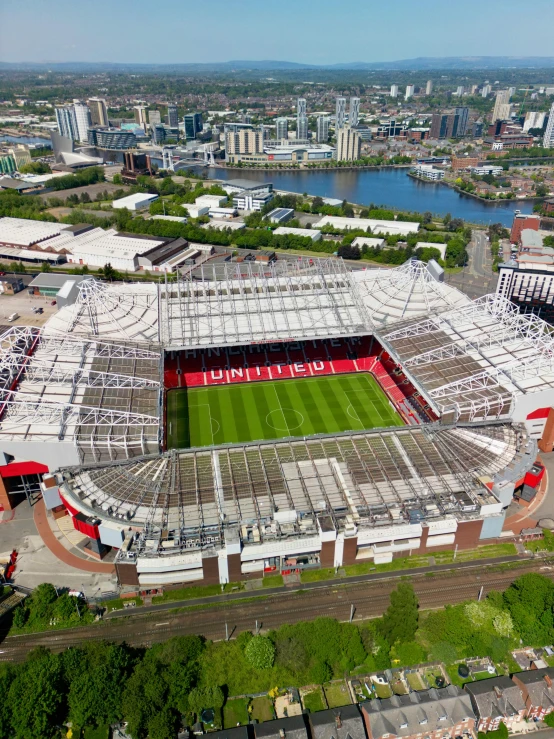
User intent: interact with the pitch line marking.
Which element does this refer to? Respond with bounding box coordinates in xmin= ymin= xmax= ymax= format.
xmin=193 ymin=402 xmax=218 ymax=446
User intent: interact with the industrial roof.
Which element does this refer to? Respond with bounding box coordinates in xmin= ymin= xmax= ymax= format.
xmin=313 ymin=215 xmax=420 ymax=236
xmin=29 ymin=273 xmax=86 ymax=289
xmin=112 ymin=192 xmax=159 ymax=208
xmin=225 ymin=179 xmax=272 ymax=190
xmin=0 ymin=217 xmax=68 ymax=246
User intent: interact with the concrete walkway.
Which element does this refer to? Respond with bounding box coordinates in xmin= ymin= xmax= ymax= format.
xmin=33 ymin=498 xmax=115 ymax=575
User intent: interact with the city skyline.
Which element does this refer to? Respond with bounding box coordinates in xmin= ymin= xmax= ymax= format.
xmin=1 ymin=0 xmax=553 ymax=65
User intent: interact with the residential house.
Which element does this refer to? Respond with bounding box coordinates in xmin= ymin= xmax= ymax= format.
xmin=254 ymin=715 xmax=310 ymax=739
xmin=310 ymin=706 xmax=367 ymax=739
xmin=512 ymin=668 xmax=554 ymax=720
xmin=361 ymin=686 xmax=475 ymax=739
xmin=464 ymin=676 xmax=526 ymax=732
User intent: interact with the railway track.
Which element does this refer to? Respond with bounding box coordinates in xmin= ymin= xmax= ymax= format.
xmin=1 ymin=559 xmax=549 ymax=663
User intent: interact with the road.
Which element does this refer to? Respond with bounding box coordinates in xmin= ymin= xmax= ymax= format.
xmin=1 ymin=557 xmax=551 ymax=663
xmin=444 ymin=229 xmax=497 ymax=299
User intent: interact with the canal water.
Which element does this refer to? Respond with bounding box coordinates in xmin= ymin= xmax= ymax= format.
xmin=0 ymin=134 xmax=52 ymax=146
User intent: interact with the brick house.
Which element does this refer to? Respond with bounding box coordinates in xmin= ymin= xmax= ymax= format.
xmin=512 ymin=668 xmax=554 ymax=720
xmin=361 ymin=686 xmax=475 ymax=739
xmin=464 ymin=677 xmax=526 ymax=732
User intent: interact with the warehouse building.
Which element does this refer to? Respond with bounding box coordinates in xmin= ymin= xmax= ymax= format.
xmin=112 ymin=193 xmax=159 ymax=211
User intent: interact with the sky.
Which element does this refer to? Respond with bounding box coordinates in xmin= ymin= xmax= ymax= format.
xmin=1 ymin=0 xmax=554 ymax=65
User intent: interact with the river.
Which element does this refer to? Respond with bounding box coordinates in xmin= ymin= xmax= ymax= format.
xmin=200 ymin=167 xmax=532 ymax=227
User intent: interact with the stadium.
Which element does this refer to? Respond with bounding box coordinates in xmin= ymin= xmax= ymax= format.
xmin=0 ymin=257 xmax=552 ymax=587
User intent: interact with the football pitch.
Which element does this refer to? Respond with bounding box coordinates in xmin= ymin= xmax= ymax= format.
xmin=166 ymin=373 xmax=403 ymax=449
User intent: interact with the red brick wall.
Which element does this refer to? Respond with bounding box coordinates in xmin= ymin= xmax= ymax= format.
xmin=202 ymin=556 xmax=219 ymax=585
xmin=454 ymin=519 xmax=483 ymax=549
xmin=343 ymin=537 xmax=358 ymax=565
xmin=320 ymin=540 xmax=335 ymax=567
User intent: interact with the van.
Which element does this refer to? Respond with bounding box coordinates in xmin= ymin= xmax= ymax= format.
xmin=7 ymin=313 xmax=19 ymax=322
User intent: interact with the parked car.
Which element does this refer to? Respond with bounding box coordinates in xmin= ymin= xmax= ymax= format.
xmin=50 ymin=300 xmax=56 ymax=306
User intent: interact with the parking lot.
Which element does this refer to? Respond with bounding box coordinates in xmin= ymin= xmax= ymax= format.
xmin=0 ymin=289 xmax=60 ymax=328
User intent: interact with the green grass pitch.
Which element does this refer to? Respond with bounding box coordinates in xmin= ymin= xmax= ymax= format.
xmin=166 ymin=373 xmax=403 ymax=449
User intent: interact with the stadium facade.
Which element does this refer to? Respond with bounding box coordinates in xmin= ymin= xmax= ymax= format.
xmin=0 ymin=258 xmax=551 ymax=587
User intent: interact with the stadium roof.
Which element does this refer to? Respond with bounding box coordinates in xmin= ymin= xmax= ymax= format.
xmin=0 ymin=326 xmax=161 ymax=465
xmin=40 ymin=260 xmax=479 ymax=351
xmin=45 ymin=278 xmax=161 ymax=344
xmin=379 ymin=294 xmax=554 ymax=422
xmin=160 ymin=258 xmax=371 ymax=350
xmin=353 ymin=260 xmax=470 ymax=327
xmin=59 ymin=423 xmax=529 ymax=556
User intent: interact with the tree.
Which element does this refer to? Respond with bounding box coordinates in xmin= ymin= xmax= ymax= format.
xmin=429 ymin=641 xmax=458 ymax=664
xmin=544 ymin=712 xmax=554 ymax=728
xmin=29 ymin=583 xmax=57 ymax=620
xmin=422 ymin=211 xmax=433 ymax=224
xmin=244 ymin=635 xmax=275 ymax=670
xmin=41 ymin=261 xmax=52 ymax=273
xmin=100 ymin=263 xmax=121 ymax=281
xmin=68 ymin=643 xmax=132 ymax=728
xmin=8 ymin=648 xmax=65 ymax=739
xmin=0 ymin=663 xmax=14 ymax=738
xmin=275 ymin=636 xmax=309 ymax=673
xmin=19 ymin=161 xmax=51 ymax=175
xmin=12 ymin=605 xmax=27 ymax=628
xmin=310 ymin=660 xmax=332 ymax=683
xmin=187 ymin=685 xmax=225 ymax=717
xmin=382 ymin=582 xmax=419 ymax=645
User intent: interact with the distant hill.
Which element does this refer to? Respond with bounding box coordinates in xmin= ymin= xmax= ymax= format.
xmin=2 ymin=56 xmax=554 ymax=72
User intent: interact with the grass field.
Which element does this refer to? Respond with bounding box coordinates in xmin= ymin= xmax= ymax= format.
xmin=166 ymin=373 xmax=402 ymax=449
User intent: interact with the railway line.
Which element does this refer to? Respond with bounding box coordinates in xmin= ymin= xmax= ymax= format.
xmin=0 ymin=558 xmax=550 ymax=663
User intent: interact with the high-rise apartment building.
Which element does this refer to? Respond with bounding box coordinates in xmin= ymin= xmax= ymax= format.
xmin=276 ymin=117 xmax=288 ymax=140
xmin=88 ymin=98 xmax=109 ymax=127
xmin=523 ymin=111 xmax=546 ymax=133
xmin=151 ymin=125 xmax=166 ymax=145
xmin=225 ymin=127 xmax=264 ymax=157
xmin=9 ymin=146 xmax=31 ymax=170
xmin=481 ymin=85 xmax=491 ymax=98
xmin=492 ymin=90 xmax=511 ymax=122
xmin=349 ymin=97 xmax=360 ymax=128
xmin=425 ymin=80 xmax=433 ymax=96
xmin=390 ymin=85 xmax=399 ymax=98
xmin=405 ymin=85 xmax=415 ymax=101
xmin=72 ymin=100 xmax=92 ymax=142
xmin=296 ymin=116 xmax=308 ymax=141
xmin=297 ymin=98 xmax=307 ymax=118
xmin=134 ymin=106 xmax=148 ymax=129
xmin=455 ymin=107 xmax=469 ymax=137
xmin=148 ymin=110 xmax=162 ymax=127
xmin=455 ymin=86 xmax=464 ymax=97
xmin=55 ymin=105 xmax=77 ymax=140
xmin=336 ymin=126 xmax=361 ymax=161
xmin=167 ymin=104 xmax=179 ymax=128
xmin=335 ymin=98 xmax=346 ymax=129
xmin=317 ymin=116 xmax=330 ymax=143
xmin=430 ymin=112 xmax=461 ymax=139
xmin=184 ymin=113 xmax=203 ymax=139
xmin=543 ymin=102 xmax=554 ymax=147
